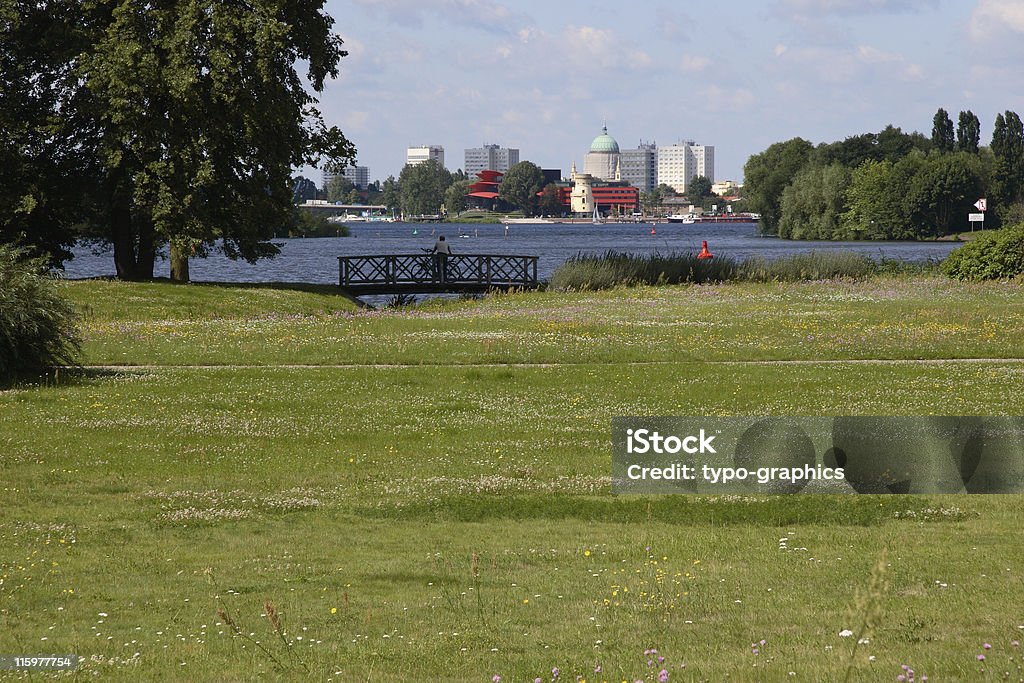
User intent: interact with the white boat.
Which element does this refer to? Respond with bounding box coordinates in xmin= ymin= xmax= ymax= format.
xmin=501 ymin=217 xmax=555 ymax=224
xmin=666 ymin=214 xmax=696 ymax=224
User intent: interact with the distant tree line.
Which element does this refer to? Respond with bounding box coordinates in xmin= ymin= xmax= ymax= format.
xmin=315 ymin=160 xmax=551 ymax=218
xmin=743 ymin=109 xmax=1024 ymax=240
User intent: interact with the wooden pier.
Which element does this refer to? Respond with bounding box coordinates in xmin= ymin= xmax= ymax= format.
xmin=338 ymin=254 xmax=539 ymax=296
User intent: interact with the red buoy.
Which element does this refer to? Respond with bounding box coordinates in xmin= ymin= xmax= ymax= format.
xmin=697 ymin=240 xmax=713 ymax=259
xmin=650 ymin=226 xmax=657 ymax=235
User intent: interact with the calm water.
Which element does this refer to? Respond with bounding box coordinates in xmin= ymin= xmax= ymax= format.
xmin=64 ymin=222 xmax=960 ymax=284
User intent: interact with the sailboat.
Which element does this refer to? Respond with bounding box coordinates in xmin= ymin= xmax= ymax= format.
xmin=592 ymin=203 xmax=601 ymax=224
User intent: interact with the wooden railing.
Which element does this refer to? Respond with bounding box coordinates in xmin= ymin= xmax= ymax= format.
xmin=338 ymin=254 xmax=539 ymax=295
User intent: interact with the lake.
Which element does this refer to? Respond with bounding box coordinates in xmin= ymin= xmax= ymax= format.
xmin=63 ymin=221 xmax=961 ymax=284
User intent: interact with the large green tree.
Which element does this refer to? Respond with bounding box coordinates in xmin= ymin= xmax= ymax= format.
xmin=325 ymin=176 xmax=356 ymax=203
xmin=932 ymin=108 xmax=955 ymax=153
xmin=499 ymin=161 xmax=545 ymax=216
xmin=380 ymin=176 xmax=400 ymax=214
xmin=991 ymin=111 xmax=1024 ymax=220
xmin=956 ymin=110 xmax=981 ymax=154
xmin=742 ymin=137 xmax=814 ymax=235
xmin=906 ymin=152 xmax=984 ymax=236
xmin=539 ymin=183 xmax=564 ymax=216
xmin=0 ymin=1 xmax=95 ymax=266
xmin=2 ymin=0 xmax=354 ymax=281
xmin=444 ymin=179 xmax=471 ymax=216
xmin=398 ymin=160 xmax=452 ymax=216
xmin=777 ymin=163 xmax=851 ymax=239
xmin=687 ymin=175 xmax=713 ymax=202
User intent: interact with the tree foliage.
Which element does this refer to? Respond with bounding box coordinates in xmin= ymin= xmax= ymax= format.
xmin=398 ymin=161 xmax=452 ymax=216
xmin=778 ymin=163 xmax=851 ymax=239
xmin=539 ymin=183 xmax=564 ymax=216
xmin=325 ymin=176 xmax=356 ymax=203
xmin=0 ymin=1 xmax=94 ymax=266
xmin=2 ymin=0 xmax=355 ymax=281
xmin=747 ymin=110 xmax=999 ymax=241
xmin=991 ymin=111 xmax=1024 ymax=222
xmin=0 ymin=245 xmax=81 ymax=382
xmin=957 ymin=110 xmax=981 ymax=154
xmin=942 ymin=224 xmax=1024 ymax=281
xmin=444 ymin=179 xmax=472 ymax=216
xmin=687 ymin=175 xmax=713 ymax=202
xmin=742 ymin=138 xmax=814 ymax=235
xmin=380 ymin=176 xmax=400 ymax=213
xmin=499 ymin=161 xmax=545 ymax=216
xmin=932 ymin=108 xmax=955 ymax=153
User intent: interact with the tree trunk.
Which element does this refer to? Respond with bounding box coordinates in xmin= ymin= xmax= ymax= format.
xmin=110 ymin=176 xmax=139 ymax=279
xmin=135 ymin=220 xmax=156 ymax=280
xmin=169 ymin=241 xmax=190 ymax=282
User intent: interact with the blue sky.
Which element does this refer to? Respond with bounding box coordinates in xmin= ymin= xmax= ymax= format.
xmin=311 ymin=0 xmax=1024 ymax=185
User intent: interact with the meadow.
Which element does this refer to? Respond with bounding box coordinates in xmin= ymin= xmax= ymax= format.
xmin=1 ymin=275 xmax=1023 ymax=681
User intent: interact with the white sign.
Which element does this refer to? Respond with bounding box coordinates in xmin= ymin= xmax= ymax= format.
xmin=975 ymin=198 xmax=987 ymax=211
xmin=969 ymin=213 xmax=985 ymax=222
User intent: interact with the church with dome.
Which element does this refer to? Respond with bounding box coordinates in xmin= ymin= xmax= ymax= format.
xmin=583 ymin=125 xmax=621 ymax=181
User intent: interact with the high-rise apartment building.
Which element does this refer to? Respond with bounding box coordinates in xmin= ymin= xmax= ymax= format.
xmin=620 ymin=142 xmax=658 ymax=192
xmin=406 ymin=145 xmax=445 ymax=168
xmin=464 ymin=144 xmax=520 ymax=176
xmin=656 ymin=142 xmax=715 ymax=194
xmin=323 ymin=165 xmax=370 ymax=191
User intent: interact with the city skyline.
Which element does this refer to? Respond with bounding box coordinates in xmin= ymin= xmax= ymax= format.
xmin=307 ymin=0 xmax=1024 ymax=185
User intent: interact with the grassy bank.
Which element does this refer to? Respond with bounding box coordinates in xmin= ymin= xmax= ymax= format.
xmin=2 ymin=275 xmax=1023 ymax=680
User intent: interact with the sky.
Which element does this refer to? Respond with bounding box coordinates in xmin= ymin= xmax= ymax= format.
xmin=307 ymin=0 xmax=1024 ymax=185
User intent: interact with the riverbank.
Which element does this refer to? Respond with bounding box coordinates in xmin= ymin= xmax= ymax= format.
xmin=2 ymin=276 xmax=1022 ymax=680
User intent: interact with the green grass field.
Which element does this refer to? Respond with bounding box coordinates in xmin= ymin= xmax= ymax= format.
xmin=2 ymin=275 xmax=1023 ymax=681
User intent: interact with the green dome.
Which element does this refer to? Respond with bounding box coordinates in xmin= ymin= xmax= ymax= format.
xmin=589 ymin=126 xmax=619 ymax=153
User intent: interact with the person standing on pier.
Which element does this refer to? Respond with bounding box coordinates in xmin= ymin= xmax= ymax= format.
xmin=430 ymin=235 xmax=452 ymax=281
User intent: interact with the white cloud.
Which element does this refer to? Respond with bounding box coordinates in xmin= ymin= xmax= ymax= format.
xmin=855 ymin=45 xmax=900 ymax=64
xmin=777 ymin=0 xmax=937 ymax=15
xmin=563 ymin=25 xmax=652 ymax=71
xmin=680 ymin=54 xmax=711 ymax=72
xmin=340 ymin=111 xmax=371 ymax=132
xmin=655 ymin=6 xmax=692 ymax=41
xmin=701 ymin=86 xmax=756 ymax=112
xmin=969 ymin=0 xmax=1024 ymax=41
xmin=773 ymin=44 xmax=922 ymax=83
xmin=351 ymin=0 xmax=528 ymax=34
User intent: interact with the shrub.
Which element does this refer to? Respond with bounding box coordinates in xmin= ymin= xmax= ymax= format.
xmin=941 ymin=224 xmax=1024 ymax=281
xmin=0 ymin=245 xmax=81 ymax=382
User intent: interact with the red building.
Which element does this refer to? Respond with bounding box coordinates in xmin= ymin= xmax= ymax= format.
xmin=467 ymin=170 xmax=502 ymax=209
xmin=551 ymin=181 xmax=639 ymax=215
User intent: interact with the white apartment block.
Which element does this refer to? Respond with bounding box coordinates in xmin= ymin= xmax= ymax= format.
xmin=406 ymin=145 xmax=445 ymax=168
xmin=465 ymin=144 xmax=520 ymax=176
xmin=657 ymin=142 xmax=715 ymax=194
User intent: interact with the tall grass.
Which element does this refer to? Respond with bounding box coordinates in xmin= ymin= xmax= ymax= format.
xmin=0 ymin=245 xmax=81 ymax=382
xmin=548 ymin=250 xmax=741 ymax=290
xmin=549 ymin=250 xmax=889 ymax=290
